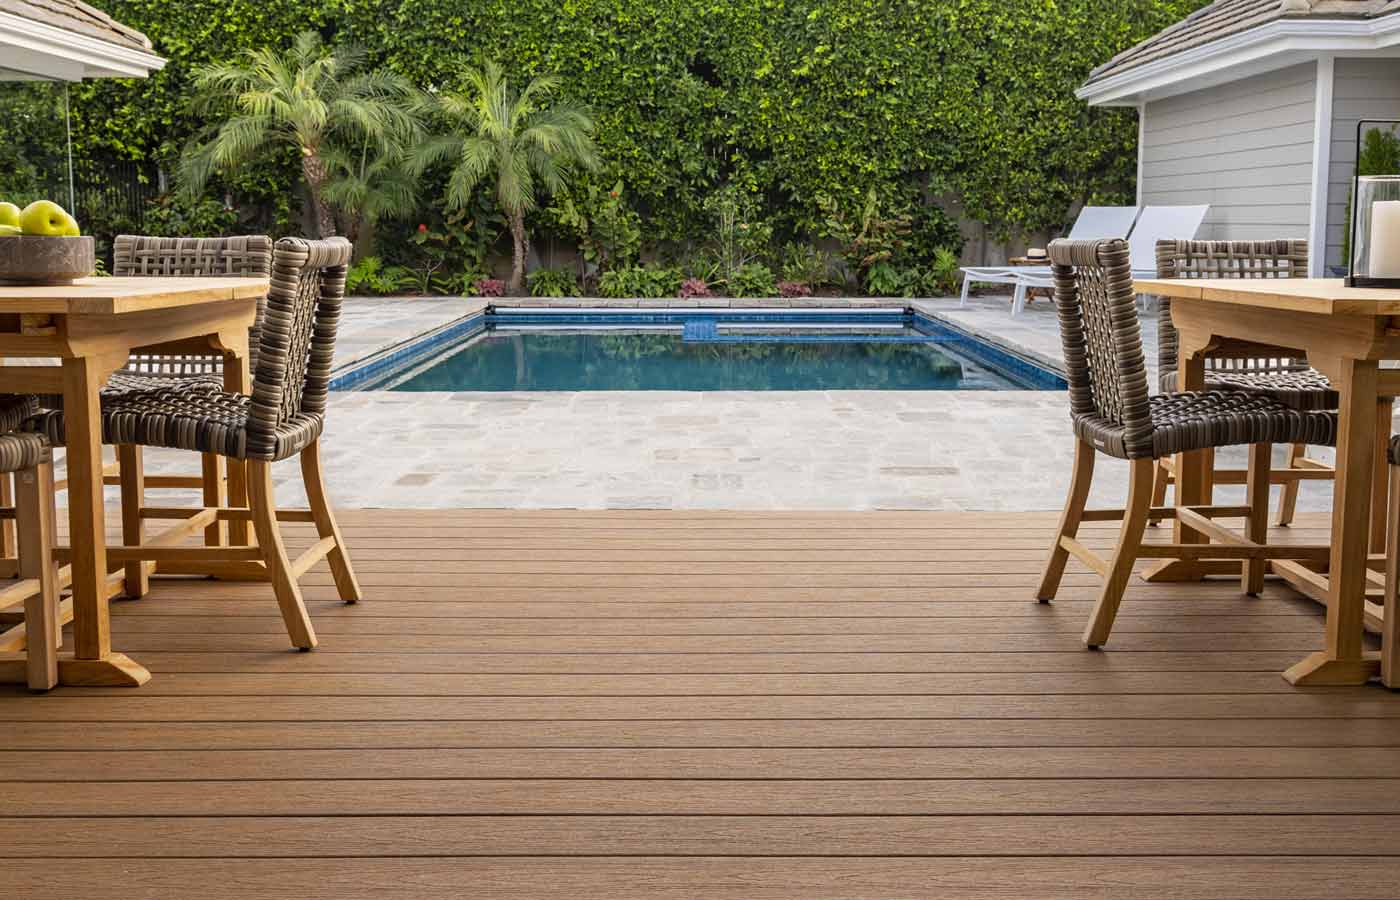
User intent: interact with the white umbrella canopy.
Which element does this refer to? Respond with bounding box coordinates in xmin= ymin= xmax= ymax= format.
xmin=0 ymin=0 xmax=164 ymax=81
xmin=0 ymin=0 xmax=163 ymax=214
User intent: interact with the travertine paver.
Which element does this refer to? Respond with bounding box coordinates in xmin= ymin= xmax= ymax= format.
xmin=54 ymin=292 xmax=1339 ymax=512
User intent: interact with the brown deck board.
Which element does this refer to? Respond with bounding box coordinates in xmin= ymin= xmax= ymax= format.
xmin=4 ymin=509 xmax=1397 ymax=898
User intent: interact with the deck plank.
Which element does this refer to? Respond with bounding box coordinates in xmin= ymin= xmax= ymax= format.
xmin=4 ymin=509 xmax=1397 ymax=899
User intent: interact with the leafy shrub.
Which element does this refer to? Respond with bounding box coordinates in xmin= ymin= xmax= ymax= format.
xmin=679 ymin=277 xmax=713 ymax=300
xmin=778 ymin=280 xmax=812 ymax=298
xmin=475 ymin=278 xmax=506 ymax=298
xmin=704 ymin=186 xmax=773 ymax=285
xmin=779 ymin=242 xmax=834 ymax=289
xmin=546 ymin=179 xmax=642 ymax=276
xmin=862 ymin=261 xmax=906 ymax=297
xmin=727 ymin=263 xmax=778 ymax=298
xmin=347 ymin=256 xmax=416 ymax=295
xmin=597 ymin=264 xmax=685 ymax=299
xmin=142 ymin=194 xmax=239 ymax=238
xmin=529 ymin=268 xmax=580 ymax=297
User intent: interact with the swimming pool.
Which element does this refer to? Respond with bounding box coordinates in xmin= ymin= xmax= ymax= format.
xmin=331 ymin=308 xmax=1066 ymax=392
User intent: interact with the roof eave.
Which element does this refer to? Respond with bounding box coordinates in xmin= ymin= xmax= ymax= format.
xmin=0 ymin=9 xmax=164 ymax=80
xmin=1077 ymin=17 xmax=1400 ymax=107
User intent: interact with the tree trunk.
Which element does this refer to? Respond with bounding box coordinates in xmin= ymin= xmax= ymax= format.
xmin=301 ymin=151 xmax=338 ymax=239
xmin=510 ymin=213 xmax=528 ymax=294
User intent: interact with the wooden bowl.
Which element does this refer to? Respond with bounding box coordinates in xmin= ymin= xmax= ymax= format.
xmin=0 ymin=235 xmax=95 ymax=285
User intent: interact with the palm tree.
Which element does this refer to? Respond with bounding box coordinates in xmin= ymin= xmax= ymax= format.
xmin=180 ymin=31 xmax=421 ymax=238
xmin=414 ymin=61 xmax=600 ymax=293
xmin=321 ymin=139 xmax=418 ymax=254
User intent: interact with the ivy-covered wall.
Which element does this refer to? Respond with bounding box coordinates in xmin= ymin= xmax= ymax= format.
xmin=54 ymin=0 xmax=1203 ymax=252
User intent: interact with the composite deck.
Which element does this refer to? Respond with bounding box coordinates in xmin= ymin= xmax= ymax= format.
xmin=2 ymin=508 xmax=1398 ymax=898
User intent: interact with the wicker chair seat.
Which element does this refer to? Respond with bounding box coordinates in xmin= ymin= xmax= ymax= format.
xmin=1074 ymin=390 xmax=1338 ymax=461
xmin=0 ymin=396 xmax=48 ymax=472
xmin=1388 ymin=434 xmax=1400 ymax=467
xmin=1158 ymin=367 xmax=1337 ymax=411
xmin=27 ymin=391 xmax=323 ymax=463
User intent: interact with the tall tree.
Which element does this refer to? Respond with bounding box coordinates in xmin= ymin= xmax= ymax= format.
xmin=414 ymin=61 xmax=599 ymax=293
xmin=180 ymin=31 xmax=420 ymax=238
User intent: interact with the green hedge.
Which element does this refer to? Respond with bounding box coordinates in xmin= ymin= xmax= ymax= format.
xmin=58 ymin=0 xmax=1202 ymax=243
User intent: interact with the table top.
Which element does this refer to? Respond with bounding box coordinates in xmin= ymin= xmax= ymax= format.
xmin=0 ymin=276 xmax=269 ymax=316
xmin=1134 ymin=277 xmax=1400 ymax=316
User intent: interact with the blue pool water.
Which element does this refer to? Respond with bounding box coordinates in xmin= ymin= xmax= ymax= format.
xmin=333 ymin=309 xmax=1065 ymax=392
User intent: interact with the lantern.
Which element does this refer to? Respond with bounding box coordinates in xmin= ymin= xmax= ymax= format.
xmin=1346 ymin=119 xmax=1400 ymax=288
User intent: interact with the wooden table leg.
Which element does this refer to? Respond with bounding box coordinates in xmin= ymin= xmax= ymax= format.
xmin=1285 ymin=357 xmax=1383 ymax=686
xmin=1143 ymin=348 xmax=1215 ymax=582
xmin=224 ymin=349 xmax=252 ymax=547
xmin=56 ymin=355 xmax=148 ymax=687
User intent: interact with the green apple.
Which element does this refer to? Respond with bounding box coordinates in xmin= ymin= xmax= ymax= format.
xmin=19 ymin=200 xmax=80 ymax=237
xmin=0 ymin=224 xmax=20 ymax=236
xmin=0 ymin=202 xmax=19 ymax=228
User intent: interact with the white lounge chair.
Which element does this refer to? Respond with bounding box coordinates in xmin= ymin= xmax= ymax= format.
xmin=1008 ymin=204 xmax=1210 ymax=314
xmin=959 ymin=205 xmax=1140 ymax=308
xmin=1002 ymin=202 xmax=1209 ymax=314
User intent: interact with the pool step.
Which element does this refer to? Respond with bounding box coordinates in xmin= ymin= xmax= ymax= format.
xmin=682 ymin=320 xmax=720 ymax=342
xmin=681 ymin=318 xmax=956 ymax=345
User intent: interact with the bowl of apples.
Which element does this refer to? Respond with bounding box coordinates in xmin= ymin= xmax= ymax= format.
xmin=0 ymin=200 xmax=95 ymax=285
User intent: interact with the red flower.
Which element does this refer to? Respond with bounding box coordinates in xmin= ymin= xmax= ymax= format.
xmin=417 ymin=223 xmax=428 ymax=232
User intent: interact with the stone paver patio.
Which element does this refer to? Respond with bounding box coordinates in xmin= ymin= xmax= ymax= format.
xmin=62 ymin=293 xmax=1339 ymax=513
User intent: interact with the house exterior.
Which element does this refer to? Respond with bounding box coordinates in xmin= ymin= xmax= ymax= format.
xmin=0 ymin=0 xmax=163 ymax=80
xmin=1078 ymin=0 xmax=1400 ymax=275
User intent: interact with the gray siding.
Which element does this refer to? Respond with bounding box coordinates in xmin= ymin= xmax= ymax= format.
xmin=1140 ymin=63 xmax=1315 ymax=244
xmin=1326 ymin=58 xmax=1400 ymax=270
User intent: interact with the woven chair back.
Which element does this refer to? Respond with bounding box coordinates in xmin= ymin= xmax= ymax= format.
xmin=112 ymin=235 xmax=273 ymax=376
xmin=1156 ymin=239 xmax=1309 ymax=377
xmin=247 ymin=237 xmax=351 ymax=458
xmin=1049 ymin=239 xmax=1154 ymax=458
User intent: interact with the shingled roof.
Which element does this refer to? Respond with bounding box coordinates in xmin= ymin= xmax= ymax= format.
xmin=1083 ymin=0 xmax=1400 ymax=88
xmin=0 ymin=0 xmax=152 ymax=53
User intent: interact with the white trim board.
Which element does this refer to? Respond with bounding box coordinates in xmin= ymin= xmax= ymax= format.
xmin=1308 ymin=54 xmax=1335 ymax=278
xmin=0 ymin=11 xmax=164 ymax=81
xmin=1079 ymin=17 xmax=1400 ymax=107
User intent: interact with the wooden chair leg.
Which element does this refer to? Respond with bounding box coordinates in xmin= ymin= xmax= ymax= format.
xmin=0 ymin=471 xmax=15 ymax=561
xmin=1384 ymin=464 xmax=1400 ymax=689
xmin=300 ymin=439 xmax=362 ymax=604
xmin=1275 ymin=443 xmax=1305 ymax=527
xmin=201 ymin=453 xmax=228 ymax=547
xmin=116 ymin=444 xmax=149 ymax=599
xmin=1147 ymin=458 xmax=1170 ymax=527
xmin=1036 ymin=439 xmax=1096 ymax=603
xmin=1374 ymin=399 xmax=1394 ymax=554
xmin=17 ymin=461 xmax=58 ymax=691
xmin=1083 ymin=458 xmax=1154 ymax=649
xmin=1244 ymin=443 xmax=1271 ymax=596
xmin=248 ymin=459 xmax=317 ymax=650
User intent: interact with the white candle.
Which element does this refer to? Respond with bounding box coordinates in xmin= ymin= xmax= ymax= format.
xmin=1370 ymin=200 xmax=1400 ymax=278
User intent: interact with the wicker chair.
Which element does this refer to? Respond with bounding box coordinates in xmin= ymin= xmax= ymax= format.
xmin=88 ymin=236 xmax=275 ymax=583
xmin=29 ymin=237 xmax=360 ymax=650
xmin=0 ymin=396 xmax=59 ymax=690
xmin=1037 ymin=239 xmax=1337 ymax=648
xmin=109 ymin=235 xmax=273 ymax=393
xmin=1152 ymin=239 xmax=1341 ymax=528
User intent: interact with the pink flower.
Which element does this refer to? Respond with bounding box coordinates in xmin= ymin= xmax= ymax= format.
xmin=417 ymin=223 xmax=428 ymax=233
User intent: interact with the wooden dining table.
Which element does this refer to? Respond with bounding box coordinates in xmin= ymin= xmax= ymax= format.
xmin=0 ymin=276 xmax=266 ymax=688
xmin=1135 ymin=276 xmax=1400 ymax=688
